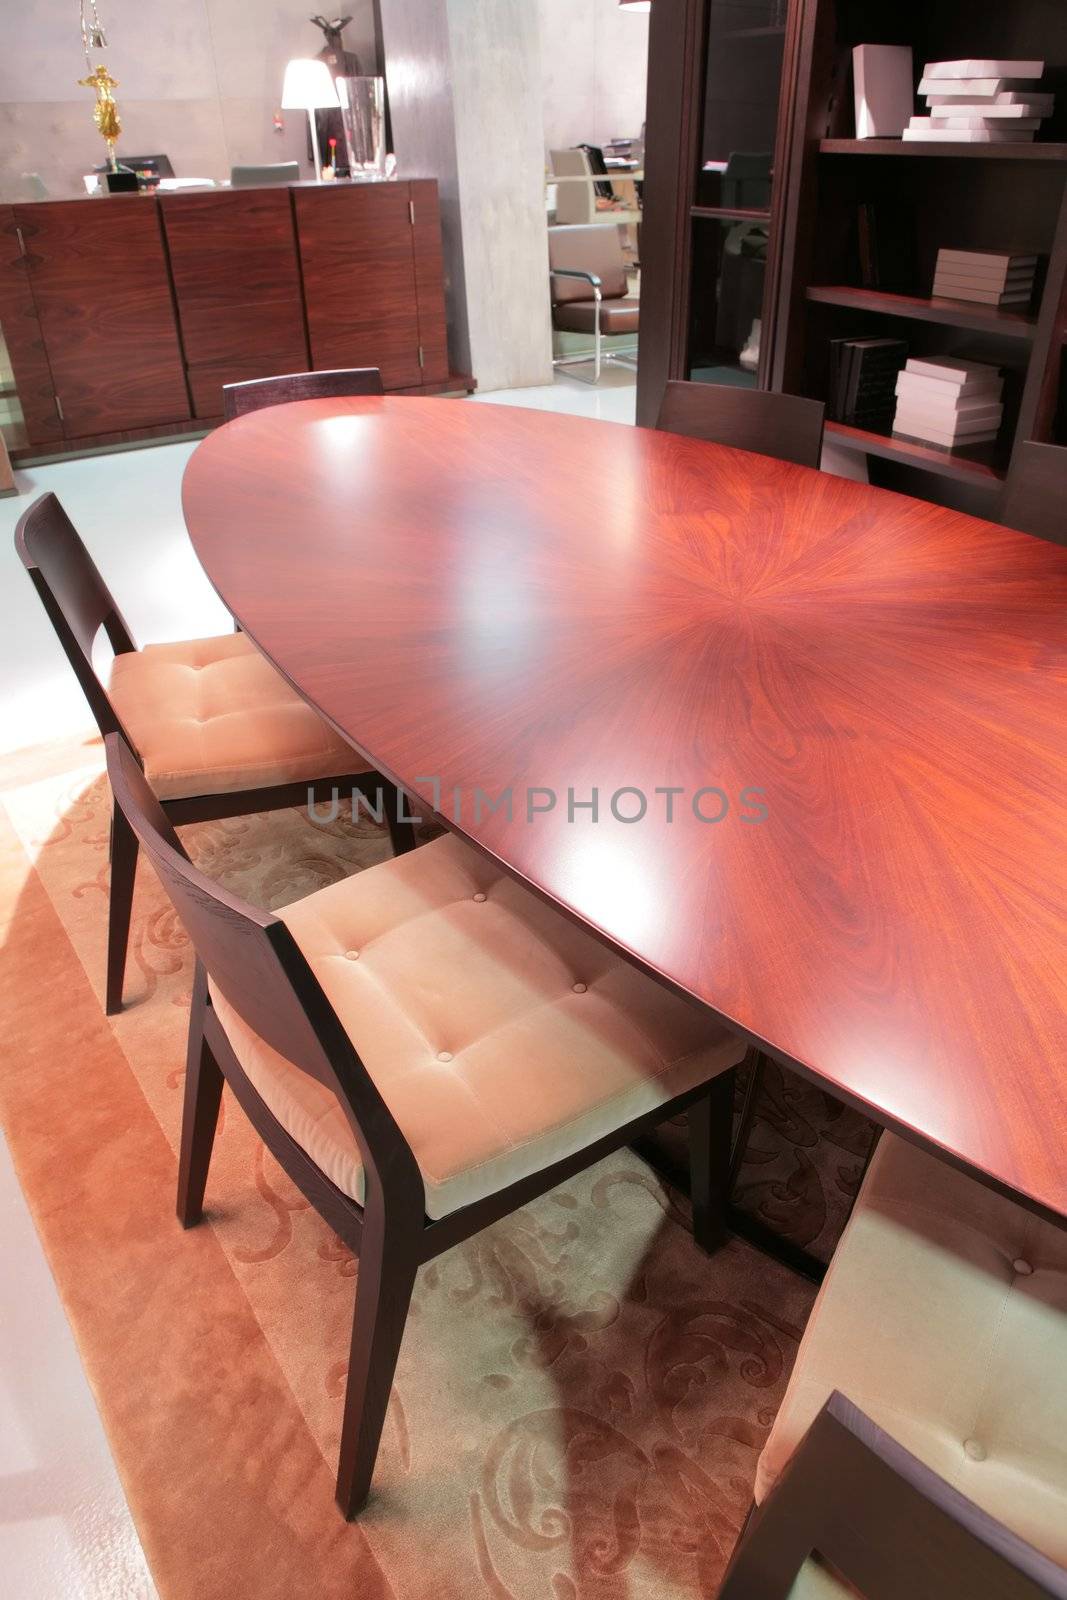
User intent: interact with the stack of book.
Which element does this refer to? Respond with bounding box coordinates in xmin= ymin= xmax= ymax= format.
xmin=904 ymin=59 xmax=1051 ymax=143
xmin=932 ymin=250 xmax=1037 ymax=307
xmin=892 ymin=357 xmax=1004 ymax=449
xmin=828 ymin=336 xmax=909 ymax=429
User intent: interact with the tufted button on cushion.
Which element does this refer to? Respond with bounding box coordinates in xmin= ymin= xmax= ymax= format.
xmin=755 ymin=1134 xmax=1067 ymax=1566
xmin=107 ymin=632 xmax=357 ymax=800
xmin=209 ymin=832 xmax=745 ymax=1221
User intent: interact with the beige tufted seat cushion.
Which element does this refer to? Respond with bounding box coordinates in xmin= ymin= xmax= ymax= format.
xmin=107 ymin=632 xmax=357 ymax=800
xmin=756 ymin=1133 xmax=1067 ymax=1567
xmin=209 ymin=832 xmax=745 ymax=1220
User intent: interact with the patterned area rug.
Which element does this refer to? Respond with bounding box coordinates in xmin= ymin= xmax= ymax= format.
xmin=0 ymin=734 xmax=872 ymax=1600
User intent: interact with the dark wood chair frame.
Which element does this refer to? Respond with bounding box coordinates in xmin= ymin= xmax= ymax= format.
xmin=222 ymin=366 xmax=385 ymax=421
xmin=105 ymin=729 xmax=745 ymax=1520
xmin=651 ymin=380 xmax=833 ymax=1281
xmin=655 ymin=380 xmax=826 ymax=469
xmin=720 ymin=1392 xmax=1067 ymax=1599
xmin=1000 ymin=440 xmax=1067 ymax=546
xmin=15 ymin=491 xmax=412 ymax=1015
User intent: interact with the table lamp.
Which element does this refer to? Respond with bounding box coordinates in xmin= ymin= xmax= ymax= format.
xmin=281 ymin=58 xmax=339 ymax=183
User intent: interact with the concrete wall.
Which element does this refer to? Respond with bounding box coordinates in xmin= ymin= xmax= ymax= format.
xmin=379 ymin=0 xmax=553 ymax=392
xmin=538 ymin=0 xmax=649 ymax=153
xmin=0 ymin=0 xmax=380 ymax=201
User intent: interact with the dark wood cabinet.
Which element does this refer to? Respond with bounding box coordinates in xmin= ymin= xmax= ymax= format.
xmin=294 ymin=184 xmax=424 ymax=387
xmin=12 ymin=197 xmax=190 ymax=439
xmin=0 ymin=179 xmax=462 ymax=460
xmin=161 ymin=188 xmax=309 ymax=421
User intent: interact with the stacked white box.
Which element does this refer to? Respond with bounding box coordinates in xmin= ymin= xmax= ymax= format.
xmin=904 ymin=58 xmax=1051 ymax=143
xmin=892 ymin=357 xmax=1004 ymax=448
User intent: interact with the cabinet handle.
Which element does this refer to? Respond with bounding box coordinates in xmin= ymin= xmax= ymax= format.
xmin=15 ymin=226 xmax=27 ymax=256
xmin=409 ymin=199 xmax=416 ymax=226
xmin=54 ymin=394 xmax=65 ymax=421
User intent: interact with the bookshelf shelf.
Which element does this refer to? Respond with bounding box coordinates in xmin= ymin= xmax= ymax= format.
xmin=819 ymin=139 xmax=1067 ymax=162
xmin=824 ymin=421 xmax=1005 ymax=489
xmin=805 ymin=285 xmax=1038 ymax=339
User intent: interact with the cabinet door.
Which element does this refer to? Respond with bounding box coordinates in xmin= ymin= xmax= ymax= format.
xmin=14 ymin=199 xmax=190 ymax=438
xmin=161 ymin=189 xmax=309 ymax=418
xmin=0 ymin=206 xmax=64 ymax=447
xmin=293 ymin=185 xmax=423 ymax=388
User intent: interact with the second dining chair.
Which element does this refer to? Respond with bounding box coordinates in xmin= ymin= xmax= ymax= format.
xmin=655 ymin=380 xmax=826 ymax=468
xmin=222 ymin=366 xmax=384 ymax=421
xmin=747 ymin=1133 xmax=1067 ymax=1578
xmin=105 ymin=731 xmax=750 ymax=1519
xmin=16 ymin=492 xmax=409 ymax=1014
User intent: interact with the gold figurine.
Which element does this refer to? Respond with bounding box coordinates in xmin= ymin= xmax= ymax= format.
xmin=78 ymin=62 xmax=122 ymax=170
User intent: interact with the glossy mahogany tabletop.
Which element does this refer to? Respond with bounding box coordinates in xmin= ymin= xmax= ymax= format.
xmin=183 ymin=397 xmax=1067 ymax=1220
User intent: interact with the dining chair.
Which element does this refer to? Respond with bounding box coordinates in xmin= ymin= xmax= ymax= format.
xmin=229 ymin=161 xmax=300 ymax=189
xmin=104 ymin=730 xmax=750 ymax=1518
xmin=655 ymin=380 xmax=826 ymax=468
xmin=720 ymin=1391 xmax=1067 ymax=1599
xmin=549 ymin=224 xmax=639 ymax=384
xmin=15 ymin=492 xmax=410 ymax=1014
xmin=222 ymin=366 xmax=384 ymax=421
xmin=999 ymin=440 xmax=1067 ymax=545
xmin=747 ymin=1133 xmax=1067 ymax=1577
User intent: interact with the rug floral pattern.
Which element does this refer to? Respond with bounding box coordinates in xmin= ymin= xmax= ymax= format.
xmin=0 ymin=737 xmax=878 ymax=1599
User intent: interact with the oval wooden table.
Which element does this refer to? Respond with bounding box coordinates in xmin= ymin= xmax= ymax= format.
xmin=183 ymin=397 xmax=1067 ymax=1224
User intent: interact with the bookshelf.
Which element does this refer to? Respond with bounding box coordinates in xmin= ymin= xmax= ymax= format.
xmin=639 ymin=0 xmax=1067 ymax=522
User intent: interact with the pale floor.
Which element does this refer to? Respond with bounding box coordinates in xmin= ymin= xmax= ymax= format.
xmin=0 ymin=369 xmax=635 ymax=1597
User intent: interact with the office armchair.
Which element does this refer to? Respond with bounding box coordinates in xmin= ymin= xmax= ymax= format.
xmin=548 ymin=224 xmax=639 ymax=384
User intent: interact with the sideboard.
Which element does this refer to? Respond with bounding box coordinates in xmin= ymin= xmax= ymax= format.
xmin=0 ymin=179 xmax=469 ymax=460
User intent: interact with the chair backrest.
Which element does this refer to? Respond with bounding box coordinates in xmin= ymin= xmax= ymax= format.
xmin=103 ymin=732 xmax=422 ymax=1208
xmin=655 ymin=380 xmax=825 ymax=468
xmin=223 ymin=367 xmax=385 ymax=421
xmin=229 ymin=161 xmax=300 ymax=189
xmin=548 ymin=224 xmax=628 ymax=304
xmin=999 ymin=441 xmax=1067 ymax=545
xmin=720 ymin=1393 xmax=1067 ymax=1600
xmin=15 ymin=492 xmax=136 ymax=738
xmin=550 ymin=148 xmax=596 ymax=225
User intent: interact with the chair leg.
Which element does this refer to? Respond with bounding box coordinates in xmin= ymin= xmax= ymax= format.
xmin=106 ymin=796 xmax=138 ymax=1015
xmin=381 ymin=780 xmax=416 ymax=856
xmin=689 ymin=1066 xmax=736 ymax=1255
xmin=335 ymin=1205 xmax=419 ymax=1518
xmin=177 ymin=962 xmax=224 ymax=1228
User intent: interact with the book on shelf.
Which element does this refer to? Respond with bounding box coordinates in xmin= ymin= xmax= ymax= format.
xmin=891 ymin=356 xmax=1004 ymax=446
xmin=894 ymin=372 xmax=1001 ymax=401
xmin=931 ymin=249 xmax=1036 ymax=307
xmin=921 ymin=60 xmax=1044 ymax=80
xmin=935 ymin=249 xmax=1037 ymax=274
xmin=856 ymin=201 xmax=916 ymax=289
xmin=934 ymin=269 xmax=1034 ymax=288
xmin=913 ymin=59 xmax=1052 ymax=146
xmin=829 ymin=336 xmax=909 ymax=427
xmin=853 ymin=44 xmax=915 ymax=138
xmin=932 ymin=285 xmax=1032 ymax=305
xmin=904 ymin=123 xmax=1036 ymax=142
xmin=918 ymin=81 xmax=1051 ymax=101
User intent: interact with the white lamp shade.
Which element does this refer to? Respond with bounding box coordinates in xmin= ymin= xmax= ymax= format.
xmin=281 ymin=58 xmax=339 ymax=111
